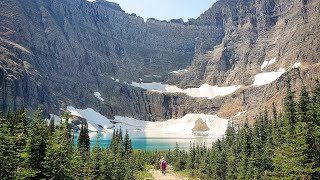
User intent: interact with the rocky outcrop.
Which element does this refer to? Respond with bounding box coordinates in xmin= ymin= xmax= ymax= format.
xmin=0 ymin=0 xmax=319 ymax=122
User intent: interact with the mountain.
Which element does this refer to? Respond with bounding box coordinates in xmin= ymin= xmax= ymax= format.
xmin=0 ymin=0 xmax=319 ymax=123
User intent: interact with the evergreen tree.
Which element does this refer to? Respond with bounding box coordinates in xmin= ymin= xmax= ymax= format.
xmin=48 ymin=116 xmax=55 ymax=136
xmin=25 ymin=107 xmax=48 ymax=178
xmin=68 ymin=149 xmax=85 ymax=179
xmin=43 ymin=112 xmax=72 ymax=179
xmin=297 ymin=86 xmax=309 ymax=122
xmin=85 ymin=142 xmax=102 ymax=179
xmin=236 ymin=122 xmax=252 ymax=180
xmin=124 ymin=130 xmax=132 ymax=157
xmin=0 ymin=116 xmax=16 ymax=179
xmin=78 ymin=121 xmax=90 ymax=156
xmin=284 ymin=76 xmax=297 ymax=130
xmin=272 ymin=122 xmax=313 ymax=179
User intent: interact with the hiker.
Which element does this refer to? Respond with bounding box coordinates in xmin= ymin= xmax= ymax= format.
xmin=159 ymin=157 xmax=164 ymax=173
xmin=161 ymin=157 xmax=167 ymax=175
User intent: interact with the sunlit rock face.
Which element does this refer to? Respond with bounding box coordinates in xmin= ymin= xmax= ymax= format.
xmin=0 ymin=0 xmax=319 ymax=122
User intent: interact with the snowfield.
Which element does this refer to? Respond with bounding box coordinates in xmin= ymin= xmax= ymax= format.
xmin=94 ymin=92 xmax=104 ymax=101
xmin=128 ymin=82 xmax=242 ymax=99
xmin=67 ymin=106 xmax=113 ymax=132
xmin=67 ymin=106 xmax=229 ymax=139
xmin=112 ymin=114 xmax=229 ymax=138
xmin=252 ymin=68 xmax=286 ymax=86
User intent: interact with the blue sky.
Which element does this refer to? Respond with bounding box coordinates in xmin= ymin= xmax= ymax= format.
xmin=105 ymin=0 xmax=218 ymax=21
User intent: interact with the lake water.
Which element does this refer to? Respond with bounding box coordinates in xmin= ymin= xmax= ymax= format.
xmin=73 ymin=133 xmax=219 ymax=150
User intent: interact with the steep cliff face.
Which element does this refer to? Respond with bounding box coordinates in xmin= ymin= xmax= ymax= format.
xmin=0 ymin=0 xmax=218 ymax=118
xmin=0 ymin=0 xmax=319 ymax=122
xmin=167 ymin=0 xmax=320 ymax=120
xmin=172 ymin=0 xmax=320 ymax=86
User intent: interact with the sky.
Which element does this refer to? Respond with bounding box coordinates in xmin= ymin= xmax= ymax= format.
xmin=102 ymin=0 xmax=218 ymax=21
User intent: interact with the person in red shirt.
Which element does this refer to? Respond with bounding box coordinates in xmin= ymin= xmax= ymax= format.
xmin=161 ymin=157 xmax=167 ymax=175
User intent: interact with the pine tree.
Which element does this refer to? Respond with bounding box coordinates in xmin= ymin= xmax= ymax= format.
xmin=272 ymin=121 xmax=313 ymax=179
xmin=236 ymin=121 xmax=252 ymax=180
xmin=25 ymin=107 xmax=48 ymax=178
xmin=124 ymin=130 xmax=132 ymax=157
xmin=284 ymin=76 xmax=297 ymax=130
xmin=48 ymin=117 xmax=55 ymax=136
xmin=14 ymin=110 xmax=37 ymax=179
xmin=43 ymin=112 xmax=72 ymax=179
xmin=297 ymin=86 xmax=309 ymax=122
xmin=0 ymin=116 xmax=16 ymax=179
xmin=85 ymin=141 xmax=102 ymax=179
xmin=68 ymin=149 xmax=85 ymax=179
xmin=78 ymin=121 xmax=90 ymax=156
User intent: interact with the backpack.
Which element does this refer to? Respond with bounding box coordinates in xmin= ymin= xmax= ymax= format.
xmin=162 ymin=160 xmax=167 ymax=169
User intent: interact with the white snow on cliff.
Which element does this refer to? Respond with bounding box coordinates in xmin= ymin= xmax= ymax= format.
xmin=235 ymin=111 xmax=246 ymax=117
xmin=94 ymin=92 xmax=104 ymax=101
xmin=261 ymin=58 xmax=277 ymax=71
xmin=112 ymin=114 xmax=229 ymax=138
xmin=67 ymin=106 xmax=113 ymax=132
xmin=128 ymin=82 xmax=241 ymax=99
xmin=252 ymin=68 xmax=286 ymax=86
xmin=292 ymin=61 xmax=301 ymax=68
xmin=170 ymin=69 xmax=189 ymax=74
xmin=67 ymin=106 xmax=228 ymax=138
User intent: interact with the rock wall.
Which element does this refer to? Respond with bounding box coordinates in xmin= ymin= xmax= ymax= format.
xmin=0 ymin=0 xmax=319 ymax=121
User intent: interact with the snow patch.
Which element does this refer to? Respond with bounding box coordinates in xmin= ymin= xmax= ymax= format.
xmin=261 ymin=58 xmax=277 ymax=71
xmin=235 ymin=111 xmax=246 ymax=117
xmin=292 ymin=61 xmax=301 ymax=68
xmin=153 ymin=75 xmax=162 ymax=78
xmin=128 ymin=82 xmax=241 ymax=99
xmin=261 ymin=61 xmax=269 ymax=71
xmin=94 ymin=92 xmax=104 ymax=101
xmin=269 ymin=58 xmax=277 ymax=65
xmin=47 ymin=114 xmax=60 ymax=125
xmin=252 ymin=68 xmax=286 ymax=86
xmin=170 ymin=69 xmax=189 ymax=74
xmin=110 ymin=77 xmax=120 ymax=82
xmin=67 ymin=106 xmax=113 ymax=132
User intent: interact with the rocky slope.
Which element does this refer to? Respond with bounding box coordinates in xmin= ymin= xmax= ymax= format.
xmin=0 ymin=0 xmax=319 ymax=122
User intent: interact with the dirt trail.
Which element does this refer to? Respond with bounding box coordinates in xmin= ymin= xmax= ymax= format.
xmin=148 ymin=169 xmax=189 ymax=180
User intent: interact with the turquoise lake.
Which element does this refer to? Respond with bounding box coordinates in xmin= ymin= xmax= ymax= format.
xmin=74 ymin=133 xmax=218 ymax=150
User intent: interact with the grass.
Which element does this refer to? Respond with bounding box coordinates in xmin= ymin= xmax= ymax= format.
xmin=135 ymin=164 xmax=154 ymax=180
xmin=135 ymin=170 xmax=153 ymax=180
xmin=174 ymin=170 xmax=198 ymax=180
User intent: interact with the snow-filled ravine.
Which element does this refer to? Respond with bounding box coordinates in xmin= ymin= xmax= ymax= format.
xmin=66 ymin=106 xmax=229 ymax=150
xmin=128 ymin=82 xmax=242 ymax=99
